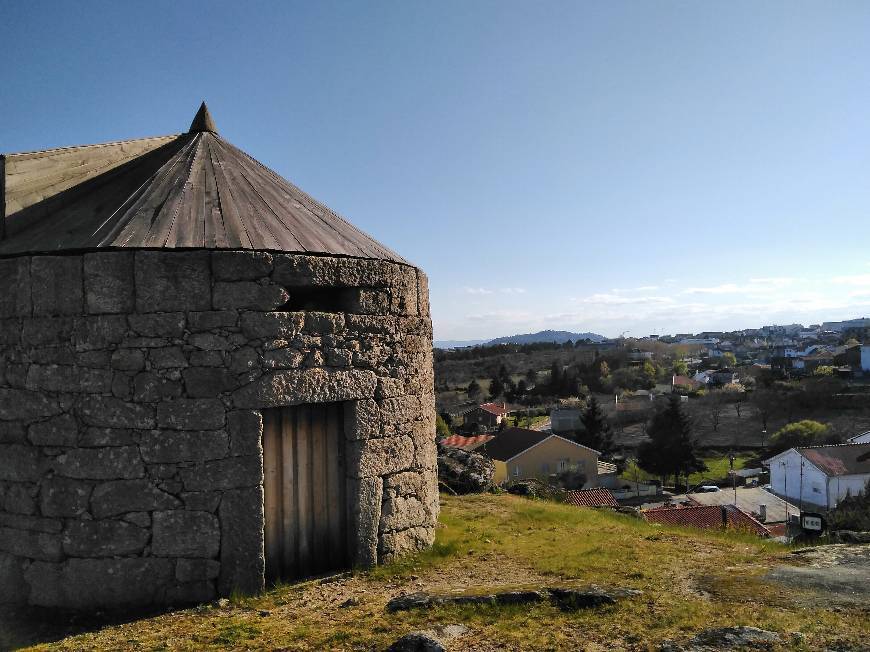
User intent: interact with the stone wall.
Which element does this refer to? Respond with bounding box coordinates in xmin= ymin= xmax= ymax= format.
xmin=0 ymin=250 xmax=437 ymax=609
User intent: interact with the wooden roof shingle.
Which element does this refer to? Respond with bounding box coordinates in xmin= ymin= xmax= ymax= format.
xmin=0 ymin=104 xmax=409 ymax=265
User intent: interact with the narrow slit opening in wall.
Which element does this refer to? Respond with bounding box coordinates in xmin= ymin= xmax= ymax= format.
xmin=262 ymin=402 xmax=350 ymax=584
xmin=278 ymin=286 xmax=356 ymax=312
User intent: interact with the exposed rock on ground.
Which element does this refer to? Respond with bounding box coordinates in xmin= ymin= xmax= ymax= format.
xmin=768 ymin=543 xmax=870 ymax=606
xmin=387 ymin=625 xmax=469 ymax=652
xmin=436 ymin=442 xmax=494 ymax=494
xmin=659 ymin=626 xmax=781 ymax=651
xmin=387 ymin=631 xmax=446 ymax=652
xmin=386 ymin=585 xmax=640 ymax=613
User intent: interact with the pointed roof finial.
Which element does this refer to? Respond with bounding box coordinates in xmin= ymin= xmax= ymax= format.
xmin=188 ymin=102 xmax=218 ymax=134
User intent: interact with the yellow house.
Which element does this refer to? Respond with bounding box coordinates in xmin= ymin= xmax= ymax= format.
xmin=480 ymin=427 xmax=601 ymax=487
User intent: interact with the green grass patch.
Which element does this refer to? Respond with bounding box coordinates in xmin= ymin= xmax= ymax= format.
xmin=622 ymin=454 xmax=751 ymax=487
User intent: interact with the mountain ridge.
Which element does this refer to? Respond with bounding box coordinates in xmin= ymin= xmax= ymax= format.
xmin=435 ymin=329 xmax=606 ymax=349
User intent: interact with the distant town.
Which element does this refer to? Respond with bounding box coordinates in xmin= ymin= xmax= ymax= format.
xmin=433 ymin=314 xmax=870 ymax=542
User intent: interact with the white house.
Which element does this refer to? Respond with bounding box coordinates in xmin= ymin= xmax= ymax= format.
xmin=847 ymin=431 xmax=870 ymax=444
xmin=765 ymin=443 xmax=870 ymax=510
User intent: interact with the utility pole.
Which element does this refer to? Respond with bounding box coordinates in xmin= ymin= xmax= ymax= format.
xmin=729 ymin=452 xmax=737 ymax=506
xmin=799 ymin=458 xmax=804 ymax=513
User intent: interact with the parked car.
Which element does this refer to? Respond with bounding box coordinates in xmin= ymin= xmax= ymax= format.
xmin=695 ymin=485 xmax=721 ymax=493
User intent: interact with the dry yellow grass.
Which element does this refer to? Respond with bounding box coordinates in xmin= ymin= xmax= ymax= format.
xmin=11 ymin=494 xmax=869 ymax=651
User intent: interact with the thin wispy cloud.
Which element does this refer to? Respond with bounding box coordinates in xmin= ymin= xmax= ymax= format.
xmin=832 ymin=274 xmax=870 ymax=286
xmin=682 ymin=277 xmax=796 ymax=295
xmin=438 ymin=272 xmax=870 ymax=340
xmin=463 ymin=286 xmax=526 ymax=295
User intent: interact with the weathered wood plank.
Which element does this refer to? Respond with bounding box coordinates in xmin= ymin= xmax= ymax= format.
xmin=311 ymin=403 xmax=329 ymax=574
xmin=281 ymin=406 xmax=298 ymax=580
xmin=326 ymin=402 xmax=345 ymax=567
xmin=295 ymin=404 xmax=313 ymax=575
xmin=263 ymin=409 xmax=282 ymax=584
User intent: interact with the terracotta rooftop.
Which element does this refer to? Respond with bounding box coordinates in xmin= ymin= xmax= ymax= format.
xmin=642 ymin=504 xmax=770 ymax=537
xmin=439 ymin=434 xmax=495 ymax=450
xmin=477 ymin=402 xmax=511 ymax=416
xmin=0 ymin=103 xmax=408 ymax=264
xmin=566 ymin=488 xmax=618 ymax=508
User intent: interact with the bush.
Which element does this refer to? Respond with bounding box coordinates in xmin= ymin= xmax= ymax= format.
xmin=552 ymin=468 xmax=588 ymax=490
xmin=828 ymin=481 xmax=870 ymax=531
xmin=766 ymin=420 xmax=835 ymax=456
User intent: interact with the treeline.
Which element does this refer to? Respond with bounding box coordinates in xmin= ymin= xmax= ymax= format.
xmin=434 ymin=339 xmax=596 ymax=363
xmin=479 ymin=354 xmax=676 ymax=405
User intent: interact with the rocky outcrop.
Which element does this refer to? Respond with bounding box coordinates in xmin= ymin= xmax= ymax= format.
xmin=436 ymin=442 xmax=494 ymax=494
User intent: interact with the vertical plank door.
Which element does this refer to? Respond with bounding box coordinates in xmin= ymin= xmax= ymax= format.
xmin=262 ymin=403 xmax=349 ymax=583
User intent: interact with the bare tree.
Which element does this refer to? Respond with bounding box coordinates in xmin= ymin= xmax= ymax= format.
xmin=707 ymin=392 xmax=726 ymax=432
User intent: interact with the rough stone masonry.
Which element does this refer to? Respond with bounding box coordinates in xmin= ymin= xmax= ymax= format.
xmin=0 ymin=250 xmax=438 ymax=609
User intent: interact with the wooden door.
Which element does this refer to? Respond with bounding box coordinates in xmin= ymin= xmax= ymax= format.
xmin=262 ymin=403 xmax=349 ymax=583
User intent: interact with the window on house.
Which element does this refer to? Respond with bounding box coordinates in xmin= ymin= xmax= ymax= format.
xmin=513 ymin=465 xmax=521 ymax=477
xmin=541 ymin=463 xmax=550 ymax=473
xmin=558 ymin=459 xmax=568 ymax=472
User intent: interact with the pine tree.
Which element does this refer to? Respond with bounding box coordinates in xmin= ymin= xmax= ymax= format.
xmin=638 ymin=395 xmax=706 ymax=487
xmin=435 ymin=414 xmax=451 ymax=439
xmin=576 ymin=395 xmax=614 ymax=455
xmin=488 ymin=375 xmax=504 ymax=399
xmin=550 ymin=361 xmax=562 ymax=393
xmin=467 ymin=379 xmax=482 ymax=402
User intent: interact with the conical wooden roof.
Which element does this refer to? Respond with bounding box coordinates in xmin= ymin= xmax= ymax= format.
xmin=0 ymin=104 xmax=408 ymax=264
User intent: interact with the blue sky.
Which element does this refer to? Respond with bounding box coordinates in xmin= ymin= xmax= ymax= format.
xmin=3 ymin=1 xmax=870 ymax=340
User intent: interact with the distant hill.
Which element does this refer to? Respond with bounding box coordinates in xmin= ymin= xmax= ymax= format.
xmin=487 ymin=330 xmax=607 ymax=345
xmin=435 ymin=330 xmax=606 ymax=349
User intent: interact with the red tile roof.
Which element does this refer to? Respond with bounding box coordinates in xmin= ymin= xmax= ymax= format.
xmin=566 ymin=488 xmax=619 ymax=508
xmin=439 ymin=434 xmax=495 ymax=450
xmin=641 ymin=504 xmax=770 ymax=537
xmin=478 ymin=402 xmax=511 ymax=416
xmin=672 ymin=375 xmax=699 ymax=388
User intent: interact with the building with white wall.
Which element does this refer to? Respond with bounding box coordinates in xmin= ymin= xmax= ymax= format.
xmin=765 ymin=443 xmax=870 ymax=510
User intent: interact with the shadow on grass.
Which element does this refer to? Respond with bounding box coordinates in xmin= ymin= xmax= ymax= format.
xmin=0 ymin=604 xmax=178 ymax=652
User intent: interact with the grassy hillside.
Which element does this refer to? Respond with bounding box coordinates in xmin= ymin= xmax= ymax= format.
xmin=11 ymin=494 xmax=868 ymax=651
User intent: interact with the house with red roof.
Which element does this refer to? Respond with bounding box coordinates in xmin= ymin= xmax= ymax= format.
xmin=765 ymin=442 xmax=870 ymax=510
xmin=463 ymin=402 xmax=512 ymax=431
xmin=641 ymin=504 xmax=770 ymax=537
xmin=671 ymin=374 xmax=701 ymax=391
